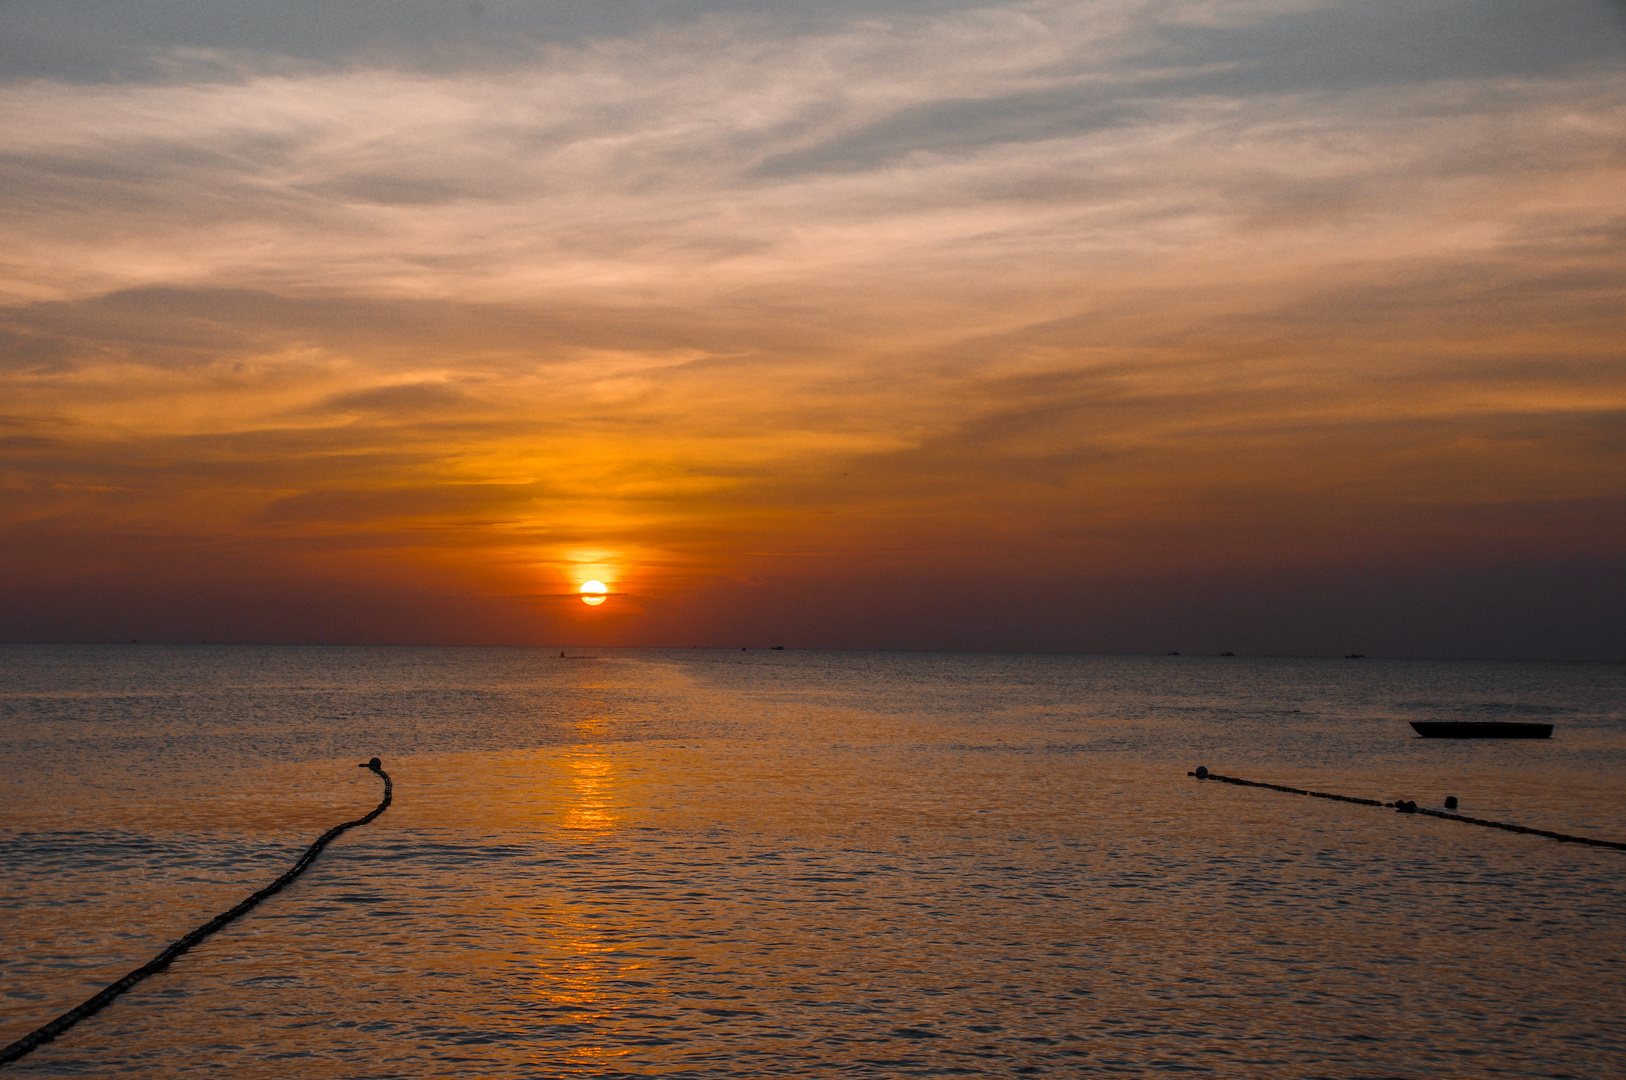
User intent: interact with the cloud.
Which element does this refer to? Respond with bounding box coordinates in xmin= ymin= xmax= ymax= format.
xmin=0 ymin=3 xmax=1617 ymax=310
xmin=257 ymin=483 xmax=538 ymax=524
xmin=315 ymin=382 xmax=474 ymax=415
xmin=0 ymin=0 xmax=1622 ymax=652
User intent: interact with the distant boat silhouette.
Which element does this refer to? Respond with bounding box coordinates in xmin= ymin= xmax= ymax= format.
xmin=1410 ymin=721 xmax=1552 ymax=739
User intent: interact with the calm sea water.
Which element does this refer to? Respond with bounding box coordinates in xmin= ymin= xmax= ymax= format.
xmin=1 ymin=645 xmax=1624 ymax=1077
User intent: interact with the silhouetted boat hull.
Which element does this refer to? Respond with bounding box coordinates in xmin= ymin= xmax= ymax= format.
xmin=1409 ymin=721 xmax=1552 ymax=739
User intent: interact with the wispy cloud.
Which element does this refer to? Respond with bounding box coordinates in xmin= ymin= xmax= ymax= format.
xmin=1 ymin=0 xmax=1622 ymax=649
xmin=2 ymin=2 xmax=1617 ymax=306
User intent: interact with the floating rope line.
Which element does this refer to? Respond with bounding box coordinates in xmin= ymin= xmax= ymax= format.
xmin=1188 ymin=766 xmax=1626 ymax=851
xmin=0 ymin=758 xmax=393 ymax=1067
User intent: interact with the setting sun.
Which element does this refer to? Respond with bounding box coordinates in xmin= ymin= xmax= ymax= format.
xmin=580 ymin=580 xmax=608 ymax=606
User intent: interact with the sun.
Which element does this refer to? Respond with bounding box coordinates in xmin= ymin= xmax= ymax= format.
xmin=579 ymin=580 xmax=608 ymax=606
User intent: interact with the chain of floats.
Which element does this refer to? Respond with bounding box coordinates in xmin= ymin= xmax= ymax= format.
xmin=1190 ymin=767 xmax=1626 ymax=851
xmin=0 ymin=759 xmax=393 ymax=1067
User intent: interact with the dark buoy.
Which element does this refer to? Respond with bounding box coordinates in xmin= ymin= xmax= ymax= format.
xmin=1194 ymin=765 xmax=1209 ymax=779
xmin=1395 ymin=799 xmax=1417 ymax=813
xmin=359 ymin=757 xmax=382 ymax=772
xmin=1444 ymin=796 xmax=1458 ymax=809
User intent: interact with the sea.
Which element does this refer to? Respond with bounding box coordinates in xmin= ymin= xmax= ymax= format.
xmin=1 ymin=644 xmax=1623 ymax=1078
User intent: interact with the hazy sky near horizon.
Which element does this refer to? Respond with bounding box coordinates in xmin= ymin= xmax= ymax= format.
xmin=2 ymin=0 xmax=1624 ymax=656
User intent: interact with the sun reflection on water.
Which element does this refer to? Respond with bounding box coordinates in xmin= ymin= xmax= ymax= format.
xmin=522 ymin=745 xmax=637 ymax=1072
xmin=560 ymin=752 xmax=618 ymax=832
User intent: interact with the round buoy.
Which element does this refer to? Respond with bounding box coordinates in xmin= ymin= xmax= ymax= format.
xmin=1444 ymin=796 xmax=1458 ymax=810
xmin=1194 ymin=765 xmax=1209 ymax=779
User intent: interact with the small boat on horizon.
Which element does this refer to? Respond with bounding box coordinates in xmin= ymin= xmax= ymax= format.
xmin=1409 ymin=721 xmax=1552 ymax=739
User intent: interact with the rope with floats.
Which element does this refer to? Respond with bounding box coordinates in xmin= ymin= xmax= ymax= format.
xmin=0 ymin=758 xmax=393 ymax=1067
xmin=1189 ymin=766 xmax=1626 ymax=851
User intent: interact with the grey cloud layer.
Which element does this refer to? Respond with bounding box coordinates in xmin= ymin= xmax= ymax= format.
xmin=3 ymin=0 xmax=1620 ymax=83
xmin=4 ymin=0 xmax=1622 ymax=314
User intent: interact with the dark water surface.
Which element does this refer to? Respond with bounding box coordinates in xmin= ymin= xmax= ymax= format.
xmin=2 ymin=645 xmax=1624 ymax=1076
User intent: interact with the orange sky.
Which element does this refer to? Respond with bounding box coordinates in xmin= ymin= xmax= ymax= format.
xmin=2 ymin=1 xmax=1623 ymax=656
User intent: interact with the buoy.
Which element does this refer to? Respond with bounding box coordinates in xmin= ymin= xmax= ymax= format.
xmin=1194 ymin=765 xmax=1209 ymax=779
xmin=1187 ymin=769 xmax=1626 ymax=850
xmin=1444 ymin=796 xmax=1458 ymax=809
xmin=359 ymin=757 xmax=382 ymax=772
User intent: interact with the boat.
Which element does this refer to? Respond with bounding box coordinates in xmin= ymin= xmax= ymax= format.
xmin=1409 ymin=721 xmax=1552 ymax=739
